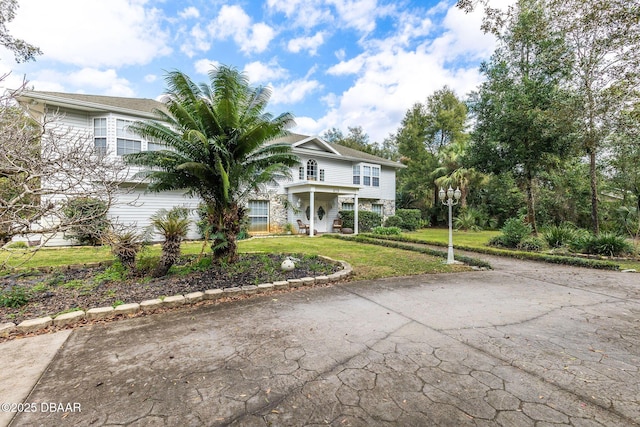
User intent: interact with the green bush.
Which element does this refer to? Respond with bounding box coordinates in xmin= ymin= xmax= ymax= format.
xmin=454 ymin=209 xmax=482 ymax=231
xmin=63 ymin=197 xmax=110 ymax=246
xmin=371 ymin=226 xmax=402 ymax=236
xmin=384 ymin=215 xmax=403 ymax=228
xmin=338 ymin=210 xmax=382 ymax=232
xmin=495 ymin=217 xmax=532 ymax=248
xmin=517 ymin=236 xmax=546 ymax=252
xmin=0 ymin=286 xmax=30 ymax=308
xmin=395 ymin=209 xmax=422 ymax=231
xmin=580 ymin=232 xmax=633 ymax=257
xmin=542 ymin=223 xmax=580 ymax=248
xmin=6 ymin=241 xmax=28 ymax=249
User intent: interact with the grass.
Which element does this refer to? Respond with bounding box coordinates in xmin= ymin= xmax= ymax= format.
xmin=403 ymin=228 xmax=640 ymax=271
xmin=239 ymin=236 xmax=469 ymax=280
xmin=1 ymin=238 xmax=468 ymax=280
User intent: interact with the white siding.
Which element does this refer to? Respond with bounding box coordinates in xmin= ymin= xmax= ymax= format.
xmin=108 ymin=188 xmax=202 ymax=241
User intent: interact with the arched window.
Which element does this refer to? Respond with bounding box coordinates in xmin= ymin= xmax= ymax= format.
xmin=306 ymin=159 xmax=318 ymax=181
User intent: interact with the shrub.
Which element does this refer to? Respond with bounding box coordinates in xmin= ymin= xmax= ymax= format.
xmin=384 ymin=215 xmax=403 ymax=228
xmin=63 ymin=197 xmax=110 ymax=246
xmin=454 ymin=209 xmax=482 ymax=231
xmin=338 ymin=210 xmax=382 ymax=232
xmin=395 ymin=209 xmax=422 ymax=231
xmin=149 ymin=207 xmax=191 ymax=277
xmin=371 ymin=226 xmax=402 ymax=236
xmin=542 ymin=223 xmax=580 ymax=248
xmin=580 ymin=232 xmax=633 ymax=257
xmin=488 ymin=235 xmax=509 ymax=248
xmin=497 ymin=217 xmax=532 ymax=248
xmin=6 ymin=241 xmax=28 ymax=249
xmin=0 ymin=286 xmax=29 ymax=308
xmin=517 ymin=236 xmax=545 ymax=252
xmin=107 ymin=229 xmax=145 ymax=271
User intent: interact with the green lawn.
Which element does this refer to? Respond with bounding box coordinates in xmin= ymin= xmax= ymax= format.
xmin=1 ymin=237 xmax=468 ymax=280
xmin=405 ymin=228 xmax=500 ymax=247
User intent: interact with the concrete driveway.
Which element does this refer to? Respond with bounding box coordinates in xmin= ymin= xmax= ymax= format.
xmin=2 ymin=254 xmax=639 ymax=426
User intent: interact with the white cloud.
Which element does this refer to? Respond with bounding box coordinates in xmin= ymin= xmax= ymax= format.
xmin=266 ymin=0 xmax=332 ymax=29
xmin=194 ymin=59 xmax=220 ymax=75
xmin=307 ymin=2 xmax=500 ymax=141
xmin=270 ymin=79 xmax=322 ymax=105
xmin=144 ymin=74 xmax=157 ymax=83
xmin=179 ymin=6 xmax=200 ymax=19
xmin=7 ymin=0 xmax=172 ymax=68
xmin=15 ymin=67 xmax=134 ymax=97
xmin=287 ymin=32 xmax=326 ymax=55
xmin=327 ymin=0 xmax=381 ymax=33
xmin=243 ymin=61 xmax=288 ymax=84
xmin=181 ymin=24 xmax=211 ymax=57
xmin=208 ymin=5 xmax=275 ymax=54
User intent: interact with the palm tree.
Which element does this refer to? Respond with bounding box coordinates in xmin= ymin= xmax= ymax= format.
xmin=149 ymin=207 xmax=191 ymax=277
xmin=125 ymin=66 xmax=298 ymax=262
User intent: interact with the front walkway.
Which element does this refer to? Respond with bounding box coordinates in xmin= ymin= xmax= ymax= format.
xmin=3 ymin=255 xmax=639 ymax=426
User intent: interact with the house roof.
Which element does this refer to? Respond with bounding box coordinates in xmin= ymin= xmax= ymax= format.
xmin=274 ymin=133 xmax=405 ymax=169
xmin=17 ymin=91 xmax=403 ymax=168
xmin=17 ymin=91 xmax=165 ymax=119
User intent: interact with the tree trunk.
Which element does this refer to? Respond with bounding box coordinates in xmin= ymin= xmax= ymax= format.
xmin=212 ymin=203 xmax=243 ymax=263
xmin=525 ymin=173 xmax=538 ymax=235
xmin=589 ymin=148 xmax=599 ymax=235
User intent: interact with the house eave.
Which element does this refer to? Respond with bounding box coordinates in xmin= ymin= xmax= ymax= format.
xmin=17 ymin=91 xmax=161 ymax=120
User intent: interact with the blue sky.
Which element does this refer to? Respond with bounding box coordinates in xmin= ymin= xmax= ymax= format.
xmin=1 ymin=0 xmax=508 ymax=142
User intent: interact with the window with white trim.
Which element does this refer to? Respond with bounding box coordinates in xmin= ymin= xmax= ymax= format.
xmin=116 ymin=119 xmax=141 ymax=155
xmin=352 ymin=165 xmax=360 ymax=185
xmin=342 ymin=202 xmax=354 ymax=211
xmin=353 ymin=163 xmax=380 ymax=187
xmin=319 ymin=169 xmax=325 ymax=182
xmin=146 ymin=141 xmax=166 ymax=151
xmin=306 ymin=159 xmax=318 ymax=180
xmin=93 ymin=118 xmax=107 ymax=155
xmin=248 ymin=200 xmax=269 ymax=232
xmin=372 ymin=204 xmax=383 ymax=216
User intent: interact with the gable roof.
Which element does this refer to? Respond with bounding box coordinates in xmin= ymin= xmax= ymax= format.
xmin=18 ymin=91 xmax=165 ymax=119
xmin=274 ymin=133 xmax=404 ymax=169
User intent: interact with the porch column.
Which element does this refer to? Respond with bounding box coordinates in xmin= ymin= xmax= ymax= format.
xmin=309 ymin=190 xmax=315 ymax=237
xmin=354 ymin=193 xmax=359 ymax=235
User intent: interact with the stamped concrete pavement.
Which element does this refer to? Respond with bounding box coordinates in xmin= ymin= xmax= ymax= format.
xmin=3 ymin=255 xmax=639 ymax=426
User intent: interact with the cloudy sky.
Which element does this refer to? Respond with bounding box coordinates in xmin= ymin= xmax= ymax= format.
xmin=2 ymin=0 xmax=506 ymax=142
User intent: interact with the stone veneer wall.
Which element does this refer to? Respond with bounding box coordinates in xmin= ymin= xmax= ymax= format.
xmin=337 ymin=197 xmax=395 ymax=222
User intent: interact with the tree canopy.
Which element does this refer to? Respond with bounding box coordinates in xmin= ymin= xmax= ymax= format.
xmin=125 ymin=66 xmax=299 ymax=261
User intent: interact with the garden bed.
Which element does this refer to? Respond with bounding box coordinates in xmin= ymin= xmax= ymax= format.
xmin=0 ymin=253 xmax=341 ymax=325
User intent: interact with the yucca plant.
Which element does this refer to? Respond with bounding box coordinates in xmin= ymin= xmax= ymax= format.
xmin=580 ymin=232 xmax=633 ymax=257
xmin=150 ymin=207 xmax=191 ymax=277
xmin=107 ymin=229 xmax=145 ymax=271
xmin=542 ymin=223 xmax=579 ymax=248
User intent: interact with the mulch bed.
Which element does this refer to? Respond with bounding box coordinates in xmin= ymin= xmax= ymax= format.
xmin=1 ymin=253 xmax=341 ymax=325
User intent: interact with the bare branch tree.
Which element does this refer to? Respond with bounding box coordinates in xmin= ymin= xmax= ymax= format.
xmin=1 ymin=78 xmax=131 ymax=268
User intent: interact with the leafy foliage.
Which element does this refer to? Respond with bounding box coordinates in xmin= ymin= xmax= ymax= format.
xmin=63 ymin=198 xmax=110 ymax=246
xmin=0 ymin=285 xmax=29 ymax=307
xmin=371 ymin=226 xmax=402 ymax=236
xmin=577 ymin=233 xmax=633 ymax=257
xmin=490 ymin=217 xmax=532 ymax=249
xmin=542 ymin=223 xmax=580 ymax=248
xmin=149 ymin=207 xmax=191 ymax=277
xmin=338 ymin=210 xmax=382 ymax=232
xmin=394 ymin=209 xmax=422 ymax=231
xmin=517 ymin=236 xmax=546 ymax=252
xmin=125 ymin=65 xmax=298 ymax=262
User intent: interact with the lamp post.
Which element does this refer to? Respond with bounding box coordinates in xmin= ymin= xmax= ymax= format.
xmin=439 ymin=186 xmax=462 ymax=264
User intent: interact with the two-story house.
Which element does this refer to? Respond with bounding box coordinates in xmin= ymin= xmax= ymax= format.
xmin=17 ymin=91 xmax=402 ymax=245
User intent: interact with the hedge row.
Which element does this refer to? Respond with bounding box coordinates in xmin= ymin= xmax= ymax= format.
xmin=360 ymin=234 xmax=621 ymax=271
xmin=324 ymin=234 xmax=492 ymax=269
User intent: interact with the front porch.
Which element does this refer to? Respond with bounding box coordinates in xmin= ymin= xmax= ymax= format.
xmin=285 ymin=181 xmax=361 ymax=237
